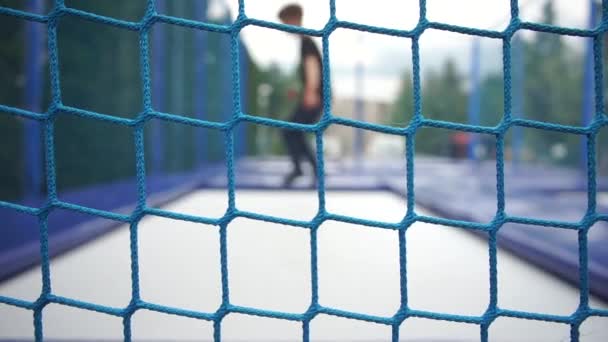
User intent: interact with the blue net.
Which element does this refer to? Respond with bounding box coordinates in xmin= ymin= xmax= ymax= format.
xmin=0 ymin=0 xmax=607 ymax=341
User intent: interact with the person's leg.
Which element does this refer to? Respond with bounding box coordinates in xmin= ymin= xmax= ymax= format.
xmin=282 ymin=107 xmax=321 ymax=187
xmin=301 ymin=137 xmax=317 ymax=174
xmin=299 ymin=107 xmax=322 ymax=180
xmin=282 ymin=128 xmax=304 ymax=174
xmin=282 ymin=109 xmax=306 ymax=187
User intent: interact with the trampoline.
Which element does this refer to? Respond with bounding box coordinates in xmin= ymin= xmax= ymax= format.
xmin=2 ymin=190 xmax=607 ymax=341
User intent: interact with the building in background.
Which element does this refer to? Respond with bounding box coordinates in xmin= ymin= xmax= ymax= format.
xmin=328 ymin=97 xmax=403 ymax=159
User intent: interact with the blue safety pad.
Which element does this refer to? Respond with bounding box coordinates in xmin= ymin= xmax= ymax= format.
xmin=0 ymin=172 xmax=205 ymax=281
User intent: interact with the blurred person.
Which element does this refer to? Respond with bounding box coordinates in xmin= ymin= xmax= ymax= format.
xmin=278 ymin=3 xmax=323 ymax=187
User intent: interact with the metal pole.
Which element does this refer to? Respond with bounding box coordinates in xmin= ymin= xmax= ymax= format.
xmin=23 ymin=0 xmax=44 ymax=197
xmin=238 ymin=42 xmax=248 ymax=159
xmin=222 ymin=17 xmax=233 ymax=124
xmin=171 ymin=1 xmax=186 ymax=171
xmin=194 ymin=0 xmax=208 ymax=166
xmin=151 ymin=0 xmax=166 ymax=174
xmin=354 ymin=63 xmax=364 ymax=164
xmin=581 ymin=0 xmax=597 ymax=173
xmin=467 ymin=38 xmax=481 ymax=162
xmin=512 ymin=35 xmax=524 ymax=170
xmin=354 ymin=34 xmax=365 ymax=169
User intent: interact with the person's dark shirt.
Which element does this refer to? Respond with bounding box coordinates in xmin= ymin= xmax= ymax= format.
xmin=299 ymin=36 xmax=323 ymax=103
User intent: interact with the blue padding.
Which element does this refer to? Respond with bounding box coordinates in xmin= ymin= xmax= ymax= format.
xmin=0 ymin=170 xmax=207 ymax=281
xmin=403 ymin=159 xmax=608 ymax=302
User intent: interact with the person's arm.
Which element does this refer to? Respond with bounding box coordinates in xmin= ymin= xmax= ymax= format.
xmin=303 ymin=55 xmax=321 ymax=109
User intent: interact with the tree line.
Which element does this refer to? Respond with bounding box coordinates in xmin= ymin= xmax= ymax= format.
xmin=389 ymin=0 xmax=607 ymax=174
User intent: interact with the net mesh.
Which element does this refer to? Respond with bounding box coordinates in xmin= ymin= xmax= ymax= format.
xmin=0 ymin=0 xmax=607 ymax=341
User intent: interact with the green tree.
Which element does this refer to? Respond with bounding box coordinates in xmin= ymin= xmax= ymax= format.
xmin=389 ymin=71 xmax=414 ymax=126
xmin=479 ymin=74 xmax=503 ymax=126
xmin=522 ymin=0 xmax=584 ymax=165
xmin=423 ymin=59 xmax=467 ymax=123
xmin=417 ymin=59 xmax=468 ymax=155
xmin=389 ymin=0 xmax=590 ymax=164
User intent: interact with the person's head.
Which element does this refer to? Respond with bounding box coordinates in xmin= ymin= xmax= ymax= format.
xmin=278 ymin=3 xmax=303 ymax=26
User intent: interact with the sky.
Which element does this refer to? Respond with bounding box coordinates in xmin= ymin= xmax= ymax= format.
xmin=215 ymin=0 xmax=590 ymax=102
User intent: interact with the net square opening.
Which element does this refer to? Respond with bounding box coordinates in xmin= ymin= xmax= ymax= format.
xmin=513 ymin=29 xmax=593 ymax=126
xmin=64 ymin=0 xmax=146 ymax=22
xmin=399 ymin=318 xmax=479 ymax=341
xmin=489 ymin=317 xmax=570 ymax=341
xmin=414 ymin=127 xmax=497 ymax=223
xmin=324 ymin=126 xmax=407 ymax=223
xmin=497 ymin=223 xmax=580 ymax=315
xmin=519 ymin=0 xmax=591 ymax=30
xmin=242 ymin=24 xmax=323 ymax=127
xmin=0 ymin=13 xmax=50 ymax=112
xmin=0 ymin=304 xmax=34 ymax=340
xmin=318 ymin=221 xmax=400 ymax=316
xmin=43 ymin=303 xmax=123 ymax=340
xmin=222 ymin=313 xmax=302 ymax=341
xmin=330 ymin=28 xmax=413 ymax=128
xmin=420 ymin=29 xmax=503 ymax=126
xmin=54 ymin=113 xmax=137 ymax=214
xmin=47 ymin=209 xmax=131 ymax=308
xmin=227 ymin=217 xmax=311 ymax=313
xmin=132 ymin=309 xmax=214 ymax=340
xmin=326 ymin=191 xmax=406 ymax=224
xmin=589 ymin=222 xmax=608 ymax=305
xmin=426 ymin=0 xmax=510 ymax=30
xmin=580 ymin=316 xmax=608 ymax=341
xmin=235 ymin=117 xmax=320 ymax=220
xmin=407 ymin=221 xmax=489 ymax=316
xmin=234 ymin=122 xmax=320 ymax=196
xmin=335 ymin=0 xmax=418 ymax=30
xmin=58 ymin=15 xmax=142 ymax=118
xmin=0 ymin=210 xmax=40 ymax=300
xmin=309 ymin=314 xmax=391 ymax=341
xmin=157 ymin=0 xmax=231 ymax=24
xmin=144 ymin=119 xmax=228 ymax=219
xmin=245 ymin=1 xmax=329 ymax=30
xmin=150 ymin=21 xmax=240 ymax=122
xmin=0 ymin=116 xmax=44 ymax=207
xmin=504 ymin=126 xmax=588 ymax=222
xmin=138 ymin=216 xmax=221 ymax=313
xmin=236 ymin=190 xmax=318 ymax=222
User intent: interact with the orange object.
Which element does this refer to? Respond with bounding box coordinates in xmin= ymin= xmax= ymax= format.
xmin=287 ymin=89 xmax=298 ymax=101
xmin=452 ymin=132 xmax=470 ymax=145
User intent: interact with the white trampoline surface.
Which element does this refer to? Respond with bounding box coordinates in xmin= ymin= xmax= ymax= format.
xmin=1 ymin=190 xmax=607 ymax=341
